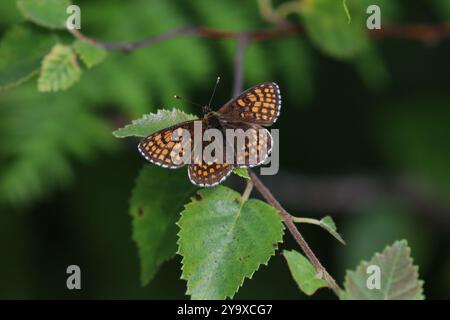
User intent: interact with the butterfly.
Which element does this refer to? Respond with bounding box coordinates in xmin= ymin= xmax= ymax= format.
xmin=138 ymin=82 xmax=281 ymax=187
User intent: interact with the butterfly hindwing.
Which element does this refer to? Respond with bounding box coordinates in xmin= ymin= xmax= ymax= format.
xmin=188 ymin=160 xmax=234 ymax=187
xmin=218 ymin=82 xmax=281 ymax=126
xmin=224 ymin=122 xmax=273 ymax=168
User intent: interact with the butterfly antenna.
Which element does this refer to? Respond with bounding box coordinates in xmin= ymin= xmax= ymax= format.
xmin=207 ymin=76 xmax=221 ymax=111
xmin=173 ymin=95 xmax=204 ymax=109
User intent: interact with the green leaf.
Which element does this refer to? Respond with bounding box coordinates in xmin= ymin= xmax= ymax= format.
xmin=339 ymin=203 xmax=432 ymax=279
xmin=233 ymin=168 xmax=250 ymax=179
xmin=113 ymin=109 xmax=197 ymax=138
xmin=130 ymin=165 xmax=197 ymax=285
xmin=73 ymin=40 xmax=107 ymax=68
xmin=283 ymin=250 xmax=328 ymax=296
xmin=178 ymin=186 xmax=284 ymax=299
xmin=17 ymin=0 xmax=71 ymax=29
xmin=343 ymin=240 xmax=424 ymax=300
xmin=299 ymin=0 xmax=369 ymax=59
xmin=38 ymin=44 xmax=81 ymax=92
xmin=293 ymin=215 xmax=345 ymax=245
xmin=320 ymin=216 xmax=346 ymax=245
xmin=0 ymin=1 xmax=22 ymax=26
xmin=0 ymin=24 xmax=57 ymax=91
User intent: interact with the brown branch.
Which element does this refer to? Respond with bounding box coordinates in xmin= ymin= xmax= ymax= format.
xmin=69 ymin=23 xmax=450 ymax=53
xmin=69 ymin=27 xmax=198 ymax=52
xmin=370 ymin=23 xmax=450 ymax=44
xmin=248 ymin=170 xmax=342 ymax=296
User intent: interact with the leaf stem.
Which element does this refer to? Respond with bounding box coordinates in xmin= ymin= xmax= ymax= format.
xmin=257 ymin=0 xmax=299 ymax=24
xmin=291 ymin=216 xmax=321 ymax=225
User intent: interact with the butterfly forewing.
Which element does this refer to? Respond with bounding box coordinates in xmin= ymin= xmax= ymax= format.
xmin=219 ymin=82 xmax=281 ymax=126
xmin=138 ymin=120 xmax=196 ymax=169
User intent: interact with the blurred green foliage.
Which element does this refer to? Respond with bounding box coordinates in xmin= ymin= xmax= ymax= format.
xmin=0 ymin=0 xmax=449 ymax=299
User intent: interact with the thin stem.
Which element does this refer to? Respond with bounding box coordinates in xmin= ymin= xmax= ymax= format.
xmin=292 ymin=216 xmax=321 ymax=225
xmin=258 ymin=0 xmax=283 ymax=24
xmin=276 ymin=1 xmax=302 ymax=21
xmin=69 ymin=26 xmax=198 ymax=52
xmin=241 ymin=179 xmax=254 ymax=202
xmin=248 ymin=170 xmax=342 ymax=296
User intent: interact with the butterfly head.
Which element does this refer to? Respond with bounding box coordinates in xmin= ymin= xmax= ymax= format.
xmin=202 ymin=104 xmax=212 ymax=115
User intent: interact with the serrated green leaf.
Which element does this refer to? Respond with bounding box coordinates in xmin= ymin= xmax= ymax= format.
xmin=233 ymin=168 xmax=250 ymax=179
xmin=320 ymin=216 xmax=346 ymax=245
xmin=343 ymin=240 xmax=424 ymax=300
xmin=0 ymin=24 xmax=57 ymax=91
xmin=178 ymin=186 xmax=284 ymax=300
xmin=299 ymin=0 xmax=369 ymax=59
xmin=17 ymin=0 xmax=71 ymax=29
xmin=73 ymin=40 xmax=107 ymax=68
xmin=283 ymin=250 xmax=328 ymax=296
xmin=113 ymin=109 xmax=197 ymax=138
xmin=130 ymin=165 xmax=197 ymax=285
xmin=38 ymin=44 xmax=81 ymax=92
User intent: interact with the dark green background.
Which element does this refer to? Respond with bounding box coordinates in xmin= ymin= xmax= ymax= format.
xmin=0 ymin=0 xmax=449 ymax=299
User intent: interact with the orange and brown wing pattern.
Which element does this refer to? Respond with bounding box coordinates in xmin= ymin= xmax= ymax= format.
xmin=219 ymin=82 xmax=281 ymax=126
xmin=237 ymin=126 xmax=272 ymax=168
xmin=188 ymin=160 xmax=234 ymax=187
xmin=224 ymin=123 xmax=273 ymax=168
xmin=138 ymin=120 xmax=196 ymax=169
